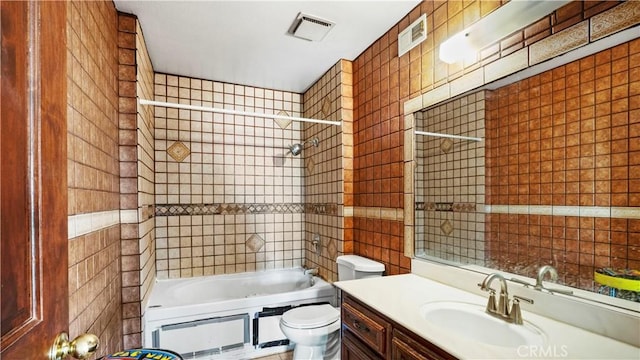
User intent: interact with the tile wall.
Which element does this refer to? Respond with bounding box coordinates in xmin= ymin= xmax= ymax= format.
xmin=117 ymin=13 xmax=156 ymax=348
xmin=302 ymin=60 xmax=353 ymax=281
xmin=153 ymin=74 xmax=305 ymax=278
xmin=485 ymin=39 xmax=640 ymax=290
xmin=66 ymin=0 xmax=122 ymax=356
xmin=415 ymin=91 xmax=486 ymax=264
xmin=355 ymin=1 xmax=635 ymax=275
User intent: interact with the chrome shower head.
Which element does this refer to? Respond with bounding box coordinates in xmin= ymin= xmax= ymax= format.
xmin=288 ymin=137 xmax=319 ymax=156
xmin=289 ymin=143 xmax=304 ymax=156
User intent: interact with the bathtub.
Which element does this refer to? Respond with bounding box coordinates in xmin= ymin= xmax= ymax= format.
xmin=144 ymin=268 xmax=336 ymax=359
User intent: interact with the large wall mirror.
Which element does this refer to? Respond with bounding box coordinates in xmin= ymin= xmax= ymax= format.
xmin=407 ymin=27 xmax=640 ymax=310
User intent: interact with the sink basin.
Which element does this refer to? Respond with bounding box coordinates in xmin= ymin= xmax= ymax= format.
xmin=419 ymin=301 xmax=546 ymax=348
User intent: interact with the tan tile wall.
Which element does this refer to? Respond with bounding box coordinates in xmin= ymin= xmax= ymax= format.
xmin=117 ymin=13 xmax=156 ymax=348
xmin=67 ymin=0 xmax=120 ymax=215
xmin=302 ymin=60 xmax=353 ymax=282
xmin=68 ymin=227 xmax=122 ymax=359
xmin=154 ymin=74 xmax=305 ymax=278
xmin=67 ymin=0 xmax=122 ymax=356
xmin=415 ymin=91 xmax=486 ymax=264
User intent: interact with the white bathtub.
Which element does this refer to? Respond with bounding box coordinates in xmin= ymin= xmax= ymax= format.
xmin=144 ymin=268 xmax=336 ymax=359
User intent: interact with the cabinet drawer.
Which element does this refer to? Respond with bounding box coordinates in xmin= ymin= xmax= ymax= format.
xmin=392 ymin=329 xmax=457 ymax=360
xmin=341 ymin=298 xmax=389 ymax=356
xmin=342 ymin=329 xmax=384 ymax=360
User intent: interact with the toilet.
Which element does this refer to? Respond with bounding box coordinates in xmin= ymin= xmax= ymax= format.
xmin=280 ymin=255 xmax=385 ymax=360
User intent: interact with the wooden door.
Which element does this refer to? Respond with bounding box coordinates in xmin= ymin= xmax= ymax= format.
xmin=1 ymin=1 xmax=69 ymax=358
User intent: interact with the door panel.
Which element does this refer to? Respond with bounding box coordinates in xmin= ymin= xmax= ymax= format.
xmin=1 ymin=1 xmax=68 ymax=358
xmin=1 ymin=0 xmax=33 ymax=340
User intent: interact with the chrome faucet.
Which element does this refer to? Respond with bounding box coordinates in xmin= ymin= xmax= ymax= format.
xmin=478 ymin=273 xmax=533 ymax=325
xmin=303 ymin=267 xmax=318 ymax=276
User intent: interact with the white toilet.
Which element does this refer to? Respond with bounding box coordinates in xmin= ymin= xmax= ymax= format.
xmin=280 ymin=255 xmax=385 ymax=360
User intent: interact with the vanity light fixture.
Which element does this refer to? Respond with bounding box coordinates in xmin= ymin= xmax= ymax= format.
xmin=439 ymin=0 xmax=572 ymax=64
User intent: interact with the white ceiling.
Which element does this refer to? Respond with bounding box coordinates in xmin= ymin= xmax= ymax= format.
xmin=113 ymin=1 xmax=421 ymax=93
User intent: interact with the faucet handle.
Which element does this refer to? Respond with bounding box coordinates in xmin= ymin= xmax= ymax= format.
xmin=510 ymin=278 xmax=534 ymax=288
xmin=513 ymin=295 xmax=534 ymax=304
xmin=545 ymin=287 xmax=573 ymax=296
xmin=509 ymin=299 xmax=524 ymax=325
xmin=509 ymin=295 xmax=533 ymax=325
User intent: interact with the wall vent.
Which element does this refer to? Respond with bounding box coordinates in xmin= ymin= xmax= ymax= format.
xmin=288 ymin=13 xmax=334 ymax=42
xmin=398 ymin=14 xmax=427 ymax=57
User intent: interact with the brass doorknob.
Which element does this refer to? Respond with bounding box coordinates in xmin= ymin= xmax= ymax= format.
xmin=49 ymin=332 xmax=99 ymax=360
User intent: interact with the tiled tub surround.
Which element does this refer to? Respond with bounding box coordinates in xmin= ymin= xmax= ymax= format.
xmin=302 ymin=60 xmax=353 ymax=282
xmin=154 ymin=74 xmax=308 ymax=278
xmin=415 ymin=91 xmax=486 ymax=264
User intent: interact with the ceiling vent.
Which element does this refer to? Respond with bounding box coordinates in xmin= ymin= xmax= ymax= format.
xmin=398 ymin=14 xmax=427 ymax=57
xmin=288 ymin=12 xmax=334 ymax=41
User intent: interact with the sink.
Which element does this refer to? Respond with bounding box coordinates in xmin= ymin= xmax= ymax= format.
xmin=419 ymin=301 xmax=546 ymax=348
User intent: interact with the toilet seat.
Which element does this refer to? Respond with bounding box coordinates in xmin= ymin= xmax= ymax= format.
xmin=281 ymin=304 xmax=340 ymax=329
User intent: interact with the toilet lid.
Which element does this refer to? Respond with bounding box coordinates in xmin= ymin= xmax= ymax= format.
xmin=281 ymin=304 xmax=340 ymax=329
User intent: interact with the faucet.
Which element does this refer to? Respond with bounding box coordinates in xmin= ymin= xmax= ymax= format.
xmin=535 ymin=265 xmax=573 ymax=295
xmin=303 ymin=267 xmax=318 ymax=276
xmin=535 ymin=265 xmax=558 ymax=290
xmin=479 ymin=273 xmax=510 ymax=316
xmin=509 ymin=265 xmax=574 ymax=295
xmin=478 ymin=273 xmax=533 ymax=325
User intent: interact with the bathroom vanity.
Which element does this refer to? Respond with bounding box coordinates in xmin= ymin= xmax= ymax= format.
xmin=335 ymin=265 xmax=640 ymax=359
xmin=341 ymin=292 xmax=455 ymax=360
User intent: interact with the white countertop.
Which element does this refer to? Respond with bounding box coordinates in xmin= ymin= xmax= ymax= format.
xmin=335 ymin=274 xmax=640 ymax=359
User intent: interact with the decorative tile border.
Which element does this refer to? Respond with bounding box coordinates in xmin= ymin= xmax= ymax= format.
xmin=416 ymin=202 xmax=477 ymax=212
xmin=68 ymin=210 xmax=120 ymax=239
xmin=484 ymin=205 xmax=640 ymax=219
xmin=349 ymin=206 xmax=404 ymax=221
xmin=155 ymin=202 xmax=339 ymax=216
xmin=590 ymin=1 xmax=640 ymax=41
xmin=529 ymin=21 xmax=588 ymax=65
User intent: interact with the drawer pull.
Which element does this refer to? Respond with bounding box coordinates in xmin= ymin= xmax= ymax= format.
xmin=353 ymin=320 xmax=370 ymax=333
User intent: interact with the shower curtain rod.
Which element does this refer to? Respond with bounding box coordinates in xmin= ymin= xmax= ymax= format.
xmin=414 ymin=130 xmax=482 ymax=142
xmin=139 ymin=99 xmax=342 ymax=126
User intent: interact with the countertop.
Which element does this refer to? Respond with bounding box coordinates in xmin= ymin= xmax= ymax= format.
xmin=334 ymin=274 xmax=640 ymax=359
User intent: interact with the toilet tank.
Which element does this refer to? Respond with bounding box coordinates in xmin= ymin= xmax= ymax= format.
xmin=336 ymin=255 xmax=385 ymax=281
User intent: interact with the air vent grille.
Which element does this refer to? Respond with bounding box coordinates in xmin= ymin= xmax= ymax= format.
xmin=299 ymin=16 xmax=331 ymax=28
xmin=288 ymin=12 xmax=334 ymax=42
xmin=398 ymin=14 xmax=427 ymax=57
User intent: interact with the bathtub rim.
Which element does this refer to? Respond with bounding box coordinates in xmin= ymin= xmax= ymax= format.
xmin=144 ymin=267 xmax=336 ymax=323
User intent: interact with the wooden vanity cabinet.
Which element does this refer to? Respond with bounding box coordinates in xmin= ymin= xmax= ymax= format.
xmin=343 ymin=330 xmax=384 ymax=360
xmin=341 ymin=293 xmax=457 ymax=360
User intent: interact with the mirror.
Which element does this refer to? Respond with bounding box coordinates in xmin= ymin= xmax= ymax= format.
xmin=408 ymin=37 xmax=640 ymax=308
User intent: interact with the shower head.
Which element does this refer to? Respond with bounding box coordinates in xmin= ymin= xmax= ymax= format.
xmin=289 ymin=143 xmax=304 ymax=156
xmin=288 ymin=137 xmax=319 ymax=156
